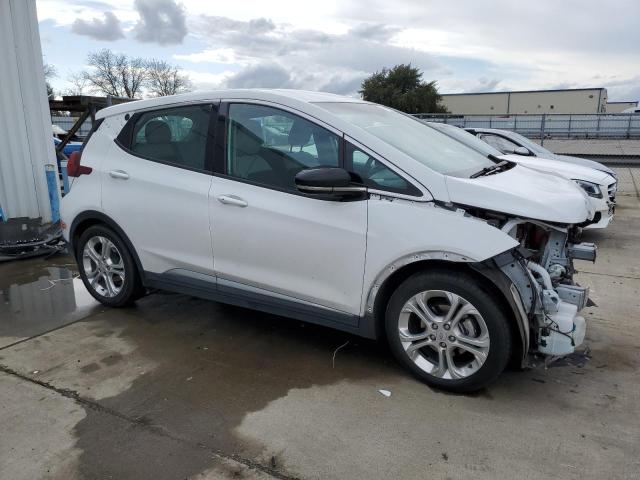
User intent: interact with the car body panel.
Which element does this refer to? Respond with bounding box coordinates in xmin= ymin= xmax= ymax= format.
xmin=208 ymin=175 xmax=368 ymax=315
xmin=445 ymin=164 xmax=594 ymax=224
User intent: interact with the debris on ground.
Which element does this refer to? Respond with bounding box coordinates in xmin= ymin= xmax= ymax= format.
xmin=378 ymin=389 xmax=391 ymax=397
xmin=332 ymin=340 xmax=349 ymax=368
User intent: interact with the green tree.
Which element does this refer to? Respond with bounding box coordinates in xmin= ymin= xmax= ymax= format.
xmin=360 ymin=64 xmax=448 ymax=114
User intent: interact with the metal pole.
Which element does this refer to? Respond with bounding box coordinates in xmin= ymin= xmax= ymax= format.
xmin=568 ymin=115 xmax=572 ymax=139
xmin=514 ymin=115 xmax=517 ymax=132
xmin=596 ymin=114 xmax=601 ymax=139
xmin=540 ymin=114 xmax=546 ymax=146
xmin=627 ymin=114 xmax=632 ymax=139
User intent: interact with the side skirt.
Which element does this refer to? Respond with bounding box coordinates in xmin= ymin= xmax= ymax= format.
xmin=144 ymin=270 xmax=369 ymax=337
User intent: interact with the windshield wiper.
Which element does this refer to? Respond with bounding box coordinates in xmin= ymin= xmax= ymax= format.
xmin=470 ymin=159 xmax=510 ymax=178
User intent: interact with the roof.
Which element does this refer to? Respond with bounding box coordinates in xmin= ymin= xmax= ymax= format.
xmin=441 ymin=87 xmax=606 ymax=97
xmin=96 ymin=89 xmax=362 ymax=119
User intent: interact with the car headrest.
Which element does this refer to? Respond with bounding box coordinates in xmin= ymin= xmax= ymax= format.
xmin=234 ymin=121 xmax=263 ymax=156
xmin=145 ymin=120 xmax=172 ymax=144
xmin=288 ymin=120 xmax=313 ymax=147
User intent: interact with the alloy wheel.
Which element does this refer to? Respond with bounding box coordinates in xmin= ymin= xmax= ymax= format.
xmin=397 ymin=290 xmax=490 ymax=380
xmin=82 ymin=235 xmax=126 ymax=298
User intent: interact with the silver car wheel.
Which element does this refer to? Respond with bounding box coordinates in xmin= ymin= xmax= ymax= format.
xmin=82 ymin=236 xmax=125 ymax=298
xmin=398 ymin=290 xmax=490 ymax=380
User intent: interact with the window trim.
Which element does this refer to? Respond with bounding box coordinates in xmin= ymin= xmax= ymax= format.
xmin=343 ymin=135 xmax=426 ymax=200
xmin=213 ymin=101 xmax=352 ymax=199
xmin=114 ymin=102 xmax=219 ymax=175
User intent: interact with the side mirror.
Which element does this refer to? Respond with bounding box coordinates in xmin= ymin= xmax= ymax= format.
xmin=513 ymin=146 xmax=531 ymax=156
xmin=295 ymin=167 xmax=367 ymax=200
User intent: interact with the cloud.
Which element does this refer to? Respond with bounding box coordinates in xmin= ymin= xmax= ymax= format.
xmin=465 ymin=78 xmax=502 ymax=93
xmin=225 ymin=63 xmax=297 ymax=89
xmin=134 ymin=0 xmax=187 ymax=45
xmin=182 ymin=14 xmax=444 ymax=95
xmin=70 ymin=11 xmax=124 ymax=41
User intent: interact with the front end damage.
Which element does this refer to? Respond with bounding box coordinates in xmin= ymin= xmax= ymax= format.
xmin=469 ymin=209 xmax=596 ymax=363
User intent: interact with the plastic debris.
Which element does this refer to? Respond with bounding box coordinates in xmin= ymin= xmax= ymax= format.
xmin=378 ymin=389 xmax=391 ymax=397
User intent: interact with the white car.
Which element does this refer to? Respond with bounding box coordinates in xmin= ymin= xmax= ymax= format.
xmin=62 ymin=89 xmax=597 ymax=392
xmin=429 ymin=123 xmax=616 ymax=229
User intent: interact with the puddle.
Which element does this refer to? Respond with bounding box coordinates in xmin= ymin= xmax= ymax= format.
xmin=0 ymin=256 xmax=99 ymax=347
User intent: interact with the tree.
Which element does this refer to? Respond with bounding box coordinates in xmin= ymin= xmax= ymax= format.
xmin=82 ymin=49 xmax=146 ymax=98
xmin=145 ymin=59 xmax=192 ymax=97
xmin=43 ymin=63 xmax=57 ymax=99
xmin=360 ymin=64 xmax=448 ymax=114
xmin=65 ymin=71 xmax=90 ymax=95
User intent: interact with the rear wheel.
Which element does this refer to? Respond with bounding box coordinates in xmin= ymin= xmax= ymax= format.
xmin=76 ymin=225 xmax=144 ymax=307
xmin=385 ymin=269 xmax=512 ymax=393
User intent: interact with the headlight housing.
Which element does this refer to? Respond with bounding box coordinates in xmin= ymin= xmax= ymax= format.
xmin=573 ymin=179 xmax=603 ymax=198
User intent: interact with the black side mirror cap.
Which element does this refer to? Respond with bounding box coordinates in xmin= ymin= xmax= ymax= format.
xmin=295 ymin=167 xmax=367 ymax=200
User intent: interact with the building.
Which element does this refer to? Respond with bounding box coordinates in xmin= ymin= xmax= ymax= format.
xmin=606 ymin=101 xmax=639 ymax=113
xmin=440 ymin=88 xmax=608 ymax=115
xmin=0 ymin=0 xmax=59 ymax=223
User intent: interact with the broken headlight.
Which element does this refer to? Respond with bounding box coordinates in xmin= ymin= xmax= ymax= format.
xmin=573 ymin=179 xmax=602 ymax=199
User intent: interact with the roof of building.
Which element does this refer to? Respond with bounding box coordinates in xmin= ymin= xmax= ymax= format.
xmin=441 ymin=87 xmax=606 ymax=97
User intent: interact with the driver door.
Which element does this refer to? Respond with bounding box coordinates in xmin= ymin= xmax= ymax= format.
xmin=208 ymin=102 xmax=367 ymax=318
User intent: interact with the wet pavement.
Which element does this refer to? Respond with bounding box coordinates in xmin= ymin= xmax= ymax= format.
xmin=1 ymin=170 xmax=639 ymax=479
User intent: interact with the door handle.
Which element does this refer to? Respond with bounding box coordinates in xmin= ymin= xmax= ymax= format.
xmin=109 ymin=170 xmax=130 ymax=180
xmin=217 ymin=194 xmax=248 ymax=207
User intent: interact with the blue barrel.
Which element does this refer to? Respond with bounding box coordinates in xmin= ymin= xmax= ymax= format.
xmin=45 ymin=164 xmax=61 ymax=223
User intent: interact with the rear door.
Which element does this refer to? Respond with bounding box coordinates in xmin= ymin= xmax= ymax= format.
xmin=102 ymin=103 xmax=216 ymax=275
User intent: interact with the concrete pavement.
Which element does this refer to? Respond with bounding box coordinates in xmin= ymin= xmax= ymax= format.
xmin=1 ymin=170 xmax=639 ymax=479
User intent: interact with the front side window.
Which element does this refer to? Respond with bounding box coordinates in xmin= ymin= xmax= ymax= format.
xmin=226 ymin=103 xmax=340 ymax=191
xmin=129 ymin=104 xmax=212 ymax=171
xmin=345 ymin=143 xmax=420 ymax=196
xmin=479 ymin=134 xmax=520 ymax=154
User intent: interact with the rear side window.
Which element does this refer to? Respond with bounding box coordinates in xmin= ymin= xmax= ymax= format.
xmin=124 ymin=104 xmax=213 ymax=171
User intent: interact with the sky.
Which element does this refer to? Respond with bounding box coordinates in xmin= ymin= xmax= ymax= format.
xmin=37 ymin=0 xmax=640 ymax=101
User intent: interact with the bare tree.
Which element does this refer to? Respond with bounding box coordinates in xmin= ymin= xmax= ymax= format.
xmin=146 ymin=59 xmax=192 ymax=97
xmin=82 ymin=49 xmax=146 ymax=98
xmin=65 ymin=71 xmax=90 ymax=95
xmin=43 ymin=63 xmax=57 ymax=99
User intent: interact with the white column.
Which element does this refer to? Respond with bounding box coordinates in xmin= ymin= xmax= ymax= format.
xmin=0 ymin=0 xmax=59 ymax=222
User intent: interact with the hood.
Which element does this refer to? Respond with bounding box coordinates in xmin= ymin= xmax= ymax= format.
xmin=552 ymin=154 xmax=616 ymax=178
xmin=500 ymin=154 xmax=612 ymax=185
xmin=445 ymin=164 xmax=594 ymax=224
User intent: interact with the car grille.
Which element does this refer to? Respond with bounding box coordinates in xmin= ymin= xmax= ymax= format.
xmin=608 ymin=182 xmax=617 ymax=203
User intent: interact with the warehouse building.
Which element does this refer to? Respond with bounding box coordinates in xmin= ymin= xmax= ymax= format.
xmin=606 ymin=101 xmax=639 ymax=113
xmin=440 ymin=88 xmax=608 ymax=115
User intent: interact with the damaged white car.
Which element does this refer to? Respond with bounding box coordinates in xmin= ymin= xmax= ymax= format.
xmin=61 ymin=90 xmax=597 ymax=392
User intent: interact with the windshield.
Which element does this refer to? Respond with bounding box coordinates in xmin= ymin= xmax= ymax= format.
xmin=316 ymin=102 xmax=495 ymax=177
xmin=427 ymin=122 xmax=501 ymax=157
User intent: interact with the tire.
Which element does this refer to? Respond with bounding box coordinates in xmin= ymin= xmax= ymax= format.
xmin=76 ymin=224 xmax=144 ymax=307
xmin=385 ymin=269 xmax=512 ymax=393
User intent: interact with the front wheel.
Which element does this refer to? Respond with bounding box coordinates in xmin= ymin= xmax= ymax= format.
xmin=76 ymin=224 xmax=144 ymax=307
xmin=385 ymin=270 xmax=512 ymax=393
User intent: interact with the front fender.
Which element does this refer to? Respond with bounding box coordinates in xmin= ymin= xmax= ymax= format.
xmin=362 ymin=199 xmax=519 ymax=315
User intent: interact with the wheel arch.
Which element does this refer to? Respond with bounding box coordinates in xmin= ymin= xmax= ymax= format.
xmin=364 ymin=256 xmax=526 ymax=365
xmin=69 ymin=210 xmax=145 ymax=282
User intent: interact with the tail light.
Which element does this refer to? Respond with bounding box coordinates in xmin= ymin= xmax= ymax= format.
xmin=67 ymin=151 xmax=92 ymax=177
